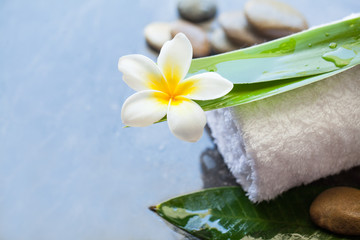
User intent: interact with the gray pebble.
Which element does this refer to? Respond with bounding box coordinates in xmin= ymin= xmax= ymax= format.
xmin=144 ymin=22 xmax=172 ymax=52
xmin=245 ymin=0 xmax=308 ymax=38
xmin=177 ymin=0 xmax=217 ymax=23
xmin=210 ymin=28 xmax=243 ymax=54
xmin=219 ymin=11 xmax=265 ymax=46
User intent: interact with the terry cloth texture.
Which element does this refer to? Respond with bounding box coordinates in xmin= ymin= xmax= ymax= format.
xmin=207 ymin=65 xmax=360 ymax=202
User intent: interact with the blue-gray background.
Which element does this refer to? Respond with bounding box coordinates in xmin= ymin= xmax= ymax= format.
xmin=0 ymin=0 xmax=359 ymax=239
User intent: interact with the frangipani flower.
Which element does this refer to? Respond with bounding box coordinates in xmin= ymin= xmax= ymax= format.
xmin=119 ymin=33 xmax=233 ymax=142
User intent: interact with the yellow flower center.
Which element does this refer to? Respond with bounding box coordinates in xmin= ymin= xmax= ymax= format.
xmin=147 ymin=64 xmax=197 ymax=104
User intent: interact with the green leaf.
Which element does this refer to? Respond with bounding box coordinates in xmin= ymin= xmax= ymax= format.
xmin=189 ymin=15 xmax=360 ymax=84
xmin=151 ymin=167 xmax=360 ymax=239
xmin=151 ymin=185 xmax=358 ymax=240
xmin=155 ymin=66 xmax=353 ymax=124
xmin=196 ymin=66 xmax=353 ymax=111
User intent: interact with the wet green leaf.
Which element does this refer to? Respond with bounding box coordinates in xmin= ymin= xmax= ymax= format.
xmin=189 ymin=16 xmax=360 ymax=84
xmin=196 ymin=66 xmax=353 ymax=111
xmin=152 ymin=185 xmax=358 ymax=240
xmin=153 ymin=16 xmax=360 ymax=122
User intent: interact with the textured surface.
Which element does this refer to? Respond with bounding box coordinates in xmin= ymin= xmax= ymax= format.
xmin=207 ymin=65 xmax=360 ymax=202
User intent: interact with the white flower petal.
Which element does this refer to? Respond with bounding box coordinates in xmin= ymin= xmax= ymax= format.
xmin=118 ymin=54 xmax=167 ymax=92
xmin=167 ymin=97 xmax=206 ymax=142
xmin=157 ymin=33 xmax=193 ymax=89
xmin=121 ymin=90 xmax=169 ymax=127
xmin=178 ymin=72 xmax=233 ymax=100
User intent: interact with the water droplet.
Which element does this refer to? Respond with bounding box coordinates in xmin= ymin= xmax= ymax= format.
xmin=322 ymin=47 xmax=356 ymax=68
xmin=308 ymin=43 xmax=312 ymax=47
xmin=329 ymin=42 xmax=337 ymax=49
xmin=325 ymin=33 xmax=330 ymax=37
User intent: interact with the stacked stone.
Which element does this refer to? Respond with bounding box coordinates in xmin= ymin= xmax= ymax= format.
xmin=214 ymin=0 xmax=308 ymax=53
xmin=144 ymin=0 xmax=308 ymax=56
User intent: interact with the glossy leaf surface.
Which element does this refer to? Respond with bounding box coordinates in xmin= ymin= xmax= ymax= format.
xmin=154 ymin=16 xmax=360 ymax=119
xmin=149 ymin=16 xmax=360 ymax=125
xmin=153 ymin=185 xmax=359 ymax=240
xmin=196 ymin=66 xmax=353 ymax=111
xmin=189 ymin=15 xmax=360 ymax=84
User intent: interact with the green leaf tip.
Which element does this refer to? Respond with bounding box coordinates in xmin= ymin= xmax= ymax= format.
xmin=148 ymin=205 xmax=158 ymax=213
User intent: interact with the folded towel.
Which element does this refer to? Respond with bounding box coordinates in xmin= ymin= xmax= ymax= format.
xmin=207 ymin=65 xmax=360 ymax=202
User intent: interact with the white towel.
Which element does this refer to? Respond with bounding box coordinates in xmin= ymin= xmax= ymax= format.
xmin=206 ymin=65 xmax=360 ymax=202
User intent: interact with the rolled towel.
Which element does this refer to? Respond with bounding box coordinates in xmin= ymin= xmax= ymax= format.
xmin=206 ymin=65 xmax=360 ymax=202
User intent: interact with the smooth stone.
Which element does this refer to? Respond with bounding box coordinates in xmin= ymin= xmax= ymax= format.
xmin=196 ymin=18 xmax=216 ymax=32
xmin=310 ymin=187 xmax=360 ymax=236
xmin=219 ymin=11 xmax=265 ymax=46
xmin=177 ymin=0 xmax=217 ymax=23
xmin=171 ymin=20 xmax=211 ymax=57
xmin=244 ymin=0 xmax=308 ymax=38
xmin=210 ymin=28 xmax=243 ymax=54
xmin=144 ymin=22 xmax=172 ymax=52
